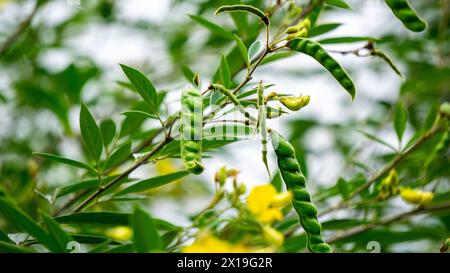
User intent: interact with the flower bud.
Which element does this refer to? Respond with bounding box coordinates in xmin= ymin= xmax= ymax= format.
xmin=400 ymin=187 xmax=434 ymax=206
xmin=440 ymin=102 xmax=450 ymax=117
xmin=279 ymin=95 xmax=310 ymax=111
xmin=215 ymin=165 xmax=228 ymax=186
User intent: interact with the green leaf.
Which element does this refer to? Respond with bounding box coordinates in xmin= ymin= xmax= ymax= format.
xmin=181 ymin=65 xmax=195 ymax=83
xmin=0 ymin=197 xmax=54 ymax=251
xmin=215 ymin=4 xmax=269 ymax=25
xmin=100 ymin=119 xmax=116 ymax=148
xmin=189 ymin=14 xmax=235 ymax=40
xmin=105 ymin=243 xmax=134 ymax=253
xmin=0 ymin=241 xmax=35 ymax=253
xmin=55 ymin=212 xmax=178 ymax=231
xmin=233 ymin=34 xmax=249 ymax=68
xmin=355 ymin=129 xmax=397 ymax=152
xmin=309 ymin=23 xmax=342 ymax=37
xmin=120 ymin=110 xmax=158 ymax=120
xmin=42 ymin=213 xmax=72 ymax=253
xmin=132 ymin=207 xmax=162 ymax=252
xmin=119 ymin=64 xmax=159 ymax=114
xmin=0 ymin=229 xmax=13 ymax=244
xmin=248 ymin=40 xmax=261 ymax=62
xmin=219 ymin=54 xmax=232 ymax=88
xmin=80 ymin=103 xmax=103 ymax=163
xmin=55 ymin=212 xmax=130 ymax=226
xmin=336 ymin=177 xmax=350 ymax=200
xmin=56 ymin=179 xmax=99 ymax=198
xmin=104 ymin=142 xmax=132 ymax=170
xmin=209 ymin=90 xmax=225 ymax=108
xmin=71 ymin=234 xmax=119 ymax=245
xmin=260 ymin=51 xmax=294 ymax=65
xmin=372 ymin=50 xmax=403 ymax=78
xmin=394 ymin=102 xmax=408 ymax=142
xmin=117 ymin=171 xmax=190 ymax=196
xmin=325 ymin=0 xmax=351 ymax=9
xmin=321 ymin=219 xmax=367 ymax=230
xmin=33 ymin=153 xmax=96 ymax=172
xmin=318 ymin=36 xmax=379 ymax=44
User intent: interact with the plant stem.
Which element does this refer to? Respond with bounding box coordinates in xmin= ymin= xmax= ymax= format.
xmin=327 ymin=202 xmax=450 ymax=244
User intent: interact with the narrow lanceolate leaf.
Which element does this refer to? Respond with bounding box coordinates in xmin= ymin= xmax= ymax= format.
xmin=104 ymin=142 xmax=132 ymax=170
xmin=42 ymin=213 xmax=73 ymax=253
xmin=56 ymin=212 xmax=180 ymax=231
xmin=290 ymin=38 xmax=356 ymax=100
xmin=372 ymin=50 xmax=403 ymax=78
xmin=33 ymin=153 xmax=96 ymax=172
xmin=120 ymin=64 xmax=159 ymax=114
xmin=326 ymin=0 xmax=351 ymax=9
xmin=55 ymin=212 xmax=130 ymax=226
xmin=215 ymin=4 xmax=269 ymax=25
xmin=132 ymin=207 xmax=162 ymax=252
xmin=248 ymin=40 xmax=262 ymax=63
xmin=219 ymin=54 xmax=232 ymax=88
xmin=181 ymin=65 xmax=195 ymax=83
xmin=100 ymin=119 xmax=116 ymax=148
xmin=318 ymin=36 xmax=379 ymax=45
xmin=0 ymin=229 xmax=13 ymax=244
xmin=394 ymin=102 xmax=408 ymax=142
xmin=233 ymin=34 xmax=249 ymax=68
xmin=308 ymin=23 xmax=342 ymax=37
xmin=0 ymin=241 xmax=35 ymax=253
xmin=120 ymin=110 xmax=158 ymax=120
xmin=0 ymin=197 xmax=54 ymax=251
xmin=80 ymin=103 xmax=103 ymax=163
xmin=189 ymin=14 xmax=235 ymax=40
xmin=117 ymin=171 xmax=190 ymax=196
xmin=355 ymin=129 xmax=397 ymax=152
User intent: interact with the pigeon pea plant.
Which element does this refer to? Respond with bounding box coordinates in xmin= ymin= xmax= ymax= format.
xmin=0 ymin=0 xmax=449 ymax=253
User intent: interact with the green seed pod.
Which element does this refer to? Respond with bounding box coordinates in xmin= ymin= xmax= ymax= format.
xmin=384 ymin=0 xmax=426 ymax=32
xmin=180 ymin=88 xmax=204 ymax=175
xmin=271 ymin=131 xmax=332 ymax=253
xmin=290 ymin=38 xmax=356 ymax=100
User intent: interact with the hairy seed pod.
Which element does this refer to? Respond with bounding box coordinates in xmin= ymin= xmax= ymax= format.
xmin=279 ymin=95 xmax=310 ymax=111
xmin=180 ymin=88 xmax=204 ymax=174
xmin=290 ymin=38 xmax=356 ymax=100
xmin=271 ymin=131 xmax=332 ymax=253
xmin=384 ymin=0 xmax=426 ymax=32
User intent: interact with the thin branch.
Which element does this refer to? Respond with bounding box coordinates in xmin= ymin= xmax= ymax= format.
xmin=327 ymin=202 xmax=450 ymax=244
xmin=73 ymin=137 xmax=172 ymax=212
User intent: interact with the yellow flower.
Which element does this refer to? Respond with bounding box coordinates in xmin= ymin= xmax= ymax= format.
xmin=247 ymin=184 xmax=292 ymax=224
xmin=262 ymin=225 xmax=284 ymax=247
xmin=155 ymin=159 xmax=178 ymax=175
xmin=400 ymin=187 xmax=434 ymax=206
xmin=182 ymin=233 xmax=249 ymax=253
xmin=279 ymin=95 xmax=310 ymax=111
xmin=105 ymin=226 xmax=132 ymax=241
